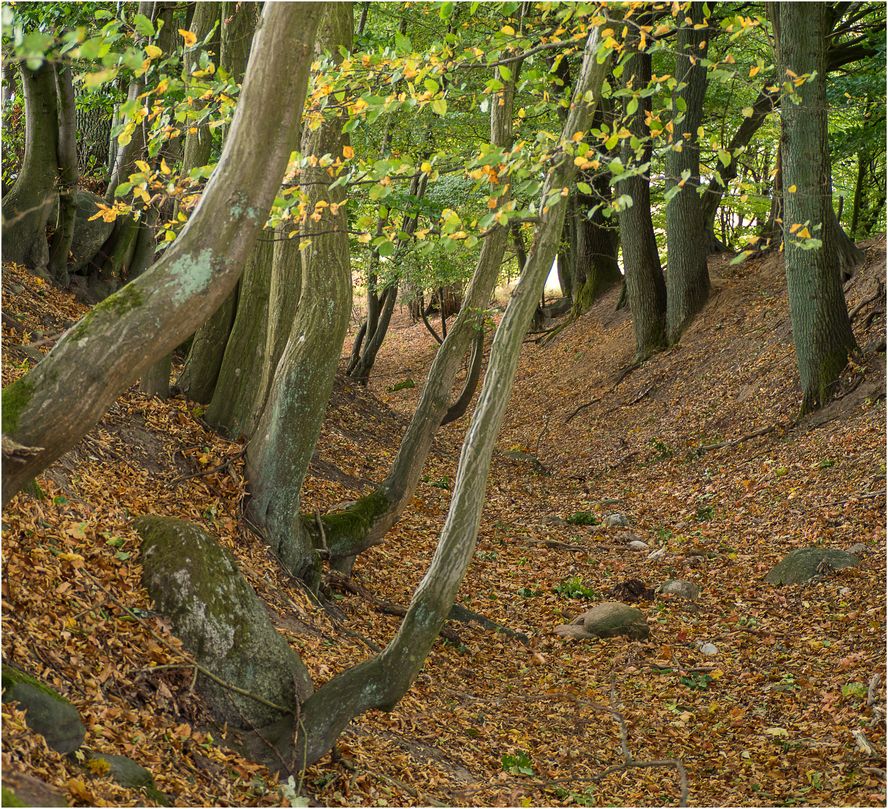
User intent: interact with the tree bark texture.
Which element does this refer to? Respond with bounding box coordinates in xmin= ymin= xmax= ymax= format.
xmin=665 ymin=3 xmax=710 ymax=344
xmin=296 ymin=24 xmax=609 ymax=764
xmin=47 ymin=65 xmax=78 ymax=287
xmin=617 ymin=44 xmax=666 ymax=361
xmin=1 ymin=62 xmax=59 ymax=272
xmin=2 ymin=2 xmax=324 ymax=505
xmin=182 ymin=2 xmax=222 ymax=173
xmin=775 ymin=2 xmax=856 ymax=414
xmin=246 ymin=3 xmax=354 ymax=588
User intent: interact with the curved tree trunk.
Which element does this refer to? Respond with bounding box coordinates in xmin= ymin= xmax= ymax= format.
xmin=617 ymin=41 xmax=666 ymax=361
xmin=665 ymin=4 xmax=710 ymax=344
xmin=317 ymin=65 xmax=520 ymax=573
xmin=440 ymin=326 xmax=485 ymax=426
xmin=1 ymin=62 xmax=59 ymax=273
xmin=775 ymin=2 xmax=856 ymax=414
xmin=47 ymin=65 xmax=78 ymax=288
xmin=2 ymin=2 xmax=324 ymax=505
xmin=296 ymin=26 xmax=608 ymax=763
xmin=245 ymin=3 xmax=354 ymax=588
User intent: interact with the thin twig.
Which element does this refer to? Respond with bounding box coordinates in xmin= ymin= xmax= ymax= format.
xmin=697 ymin=424 xmax=775 ymax=453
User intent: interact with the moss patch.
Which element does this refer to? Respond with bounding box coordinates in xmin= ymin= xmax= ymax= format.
xmin=315 ymin=489 xmax=391 ymax=557
xmin=69 ymin=282 xmax=144 ymax=342
xmin=2 ymin=375 xmax=35 ymax=435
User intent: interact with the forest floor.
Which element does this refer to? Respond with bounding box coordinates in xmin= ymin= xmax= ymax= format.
xmin=2 ymin=238 xmax=886 ymax=808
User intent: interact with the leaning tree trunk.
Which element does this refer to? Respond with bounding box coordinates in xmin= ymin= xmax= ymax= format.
xmin=245 ymin=3 xmax=354 ymax=589
xmin=313 ymin=65 xmax=520 ymax=575
xmin=177 ymin=0 xmax=260 ymax=403
xmin=665 ymin=3 xmax=710 ymax=344
xmin=775 ymin=2 xmax=856 ymax=414
xmin=2 ymin=2 xmax=323 ymax=505
xmin=295 ymin=24 xmax=609 ymax=764
xmin=1 ymin=62 xmax=59 ymax=272
xmin=618 ymin=40 xmax=666 ymax=361
xmin=47 ymin=64 xmax=78 ymax=287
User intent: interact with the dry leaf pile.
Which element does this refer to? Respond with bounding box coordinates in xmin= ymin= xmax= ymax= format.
xmin=2 ymin=238 xmax=885 ymax=807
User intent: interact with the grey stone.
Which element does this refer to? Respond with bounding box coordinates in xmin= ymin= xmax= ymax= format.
xmin=1 ymin=664 xmax=85 ymax=753
xmin=647 ymin=547 xmax=667 ymax=561
xmin=68 ymin=191 xmax=114 ymax=272
xmin=847 ymin=543 xmax=870 ymax=557
xmin=659 ymin=579 xmax=700 ymax=599
xmin=604 ymin=513 xmax=629 ymax=528
xmin=2 ymin=772 xmax=65 ymax=807
xmin=628 ymin=540 xmax=649 ymax=551
xmin=555 ymin=602 xmax=650 ymax=641
xmin=84 ymin=752 xmax=170 ymax=805
xmin=765 ymin=547 xmax=859 ymax=586
xmin=698 ymin=642 xmax=719 ymax=656
xmin=137 ymin=516 xmax=313 ymax=729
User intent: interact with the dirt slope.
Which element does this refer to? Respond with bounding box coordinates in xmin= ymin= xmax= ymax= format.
xmin=2 ymin=238 xmax=885 ymax=807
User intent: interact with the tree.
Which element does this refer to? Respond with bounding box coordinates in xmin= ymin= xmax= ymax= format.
xmin=773 ymin=2 xmax=857 ymax=414
xmin=245 ymin=3 xmax=355 ymax=587
xmin=2 ymin=2 xmax=324 ymax=504
xmin=618 ymin=35 xmax=666 ymax=361
xmin=664 ymin=3 xmax=710 ymax=344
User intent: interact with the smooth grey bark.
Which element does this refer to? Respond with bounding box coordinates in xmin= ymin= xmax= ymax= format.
xmin=2 ymin=2 xmax=323 ymax=504
xmin=296 ymin=25 xmax=608 ymax=764
xmin=618 ymin=44 xmax=666 ymax=361
xmin=319 ymin=65 xmax=520 ymax=570
xmin=664 ymin=3 xmax=710 ymax=344
xmin=775 ymin=2 xmax=856 ymax=413
xmin=47 ymin=65 xmax=78 ymax=287
xmin=1 ymin=62 xmax=59 ymax=272
xmin=440 ymin=327 xmax=485 ymax=425
xmin=245 ymin=3 xmax=354 ymax=588
xmin=177 ymin=1 xmax=260 ymax=402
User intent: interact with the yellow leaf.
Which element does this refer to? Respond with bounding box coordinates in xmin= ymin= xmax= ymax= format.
xmin=797 ymin=226 xmax=811 ymax=239
xmin=501 ymin=25 xmax=515 ymax=36
xmin=420 ymin=161 xmax=432 ymax=173
xmin=787 ymin=184 xmax=797 ymax=193
xmin=160 ymin=158 xmax=170 ymax=175
xmin=749 ymin=65 xmax=761 ymax=78
xmin=144 ymin=44 xmax=162 ymax=59
xmin=87 ymin=757 xmax=111 ymax=776
xmin=135 ymin=160 xmax=151 ymax=174
xmin=789 ymin=222 xmax=802 ymax=234
xmin=179 ymin=28 xmax=197 ymax=47
xmin=342 ymin=144 xmax=355 ymax=159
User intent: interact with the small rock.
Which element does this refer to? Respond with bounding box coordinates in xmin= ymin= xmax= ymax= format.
xmin=765 ymin=547 xmax=859 ymax=585
xmin=647 ymin=547 xmax=667 ymax=561
xmin=1 ymin=771 xmax=65 ymax=807
xmin=698 ymin=642 xmax=719 ymax=656
xmin=847 ymin=543 xmax=869 ymax=556
xmin=617 ymin=531 xmax=644 ymax=544
xmin=604 ymin=513 xmax=629 ymax=528
xmin=659 ymin=579 xmax=700 ymax=600
xmin=84 ymin=752 xmax=170 ymax=805
xmin=554 ymin=602 xmax=650 ymax=641
xmin=628 ymin=540 xmax=649 ymax=551
xmin=1 ymin=664 xmax=85 ymax=754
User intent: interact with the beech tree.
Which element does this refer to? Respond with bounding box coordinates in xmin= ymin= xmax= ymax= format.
xmin=773 ymin=2 xmax=857 ymax=413
xmin=2 ymin=2 xmax=323 ymax=503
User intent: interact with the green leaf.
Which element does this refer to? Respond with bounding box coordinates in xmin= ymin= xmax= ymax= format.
xmin=741 ymin=106 xmax=755 ymax=118
xmin=626 ymin=96 xmax=638 ymax=115
xmin=576 ymin=181 xmax=593 ymax=195
xmin=424 ymin=77 xmax=439 ymax=94
xmin=431 ymin=97 xmax=447 ymax=116
xmin=499 ymin=64 xmax=512 ymax=81
xmin=717 ymin=149 xmax=732 ymax=168
xmin=376 ymin=240 xmax=396 ymax=257
xmin=114 ymin=182 xmax=133 ymax=197
xmin=132 ymin=13 xmax=154 ymax=37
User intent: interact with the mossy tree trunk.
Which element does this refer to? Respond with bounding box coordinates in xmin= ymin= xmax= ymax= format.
xmin=296 ymin=26 xmax=609 ymax=763
xmin=774 ymin=2 xmax=856 ymax=414
xmin=1 ymin=62 xmax=59 ymax=273
xmin=315 ymin=66 xmax=520 ymax=575
xmin=664 ymin=3 xmax=710 ymax=344
xmin=617 ymin=41 xmax=666 ymax=361
xmin=246 ymin=4 xmax=354 ymax=588
xmin=1 ymin=2 xmax=323 ymax=505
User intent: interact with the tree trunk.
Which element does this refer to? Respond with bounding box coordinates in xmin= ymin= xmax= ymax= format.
xmin=47 ymin=65 xmax=78 ymax=287
xmin=181 ymin=2 xmax=222 ymax=173
xmin=849 ymin=147 xmax=866 ymax=239
xmin=246 ymin=4 xmax=354 ymax=588
xmin=177 ymin=1 xmax=260 ymax=403
xmin=319 ymin=66 xmax=520 ymax=572
xmin=2 ymin=2 xmax=324 ymax=505
xmin=572 ymin=173 xmax=621 ymax=314
xmin=665 ymin=3 xmax=710 ymax=344
xmin=1 ymin=62 xmax=59 ymax=273
xmin=296 ymin=24 xmax=609 ymax=764
xmin=617 ymin=43 xmax=666 ymax=361
xmin=775 ymin=2 xmax=856 ymax=414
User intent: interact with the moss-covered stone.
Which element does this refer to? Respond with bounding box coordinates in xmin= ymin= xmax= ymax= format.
xmin=1 ymin=663 xmax=85 ymax=753
xmin=765 ymin=547 xmax=859 ymax=585
xmin=1 ymin=786 xmax=26 ymax=806
xmin=2 ymin=376 xmax=35 ymax=435
xmin=1 ymin=772 xmax=65 ymax=807
xmin=136 ymin=515 xmax=313 ymax=729
xmin=554 ymin=602 xmax=650 ymax=641
xmin=83 ymin=751 xmax=170 ymax=805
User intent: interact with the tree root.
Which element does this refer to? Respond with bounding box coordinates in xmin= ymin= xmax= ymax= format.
xmin=696 ymin=424 xmax=776 ymax=453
